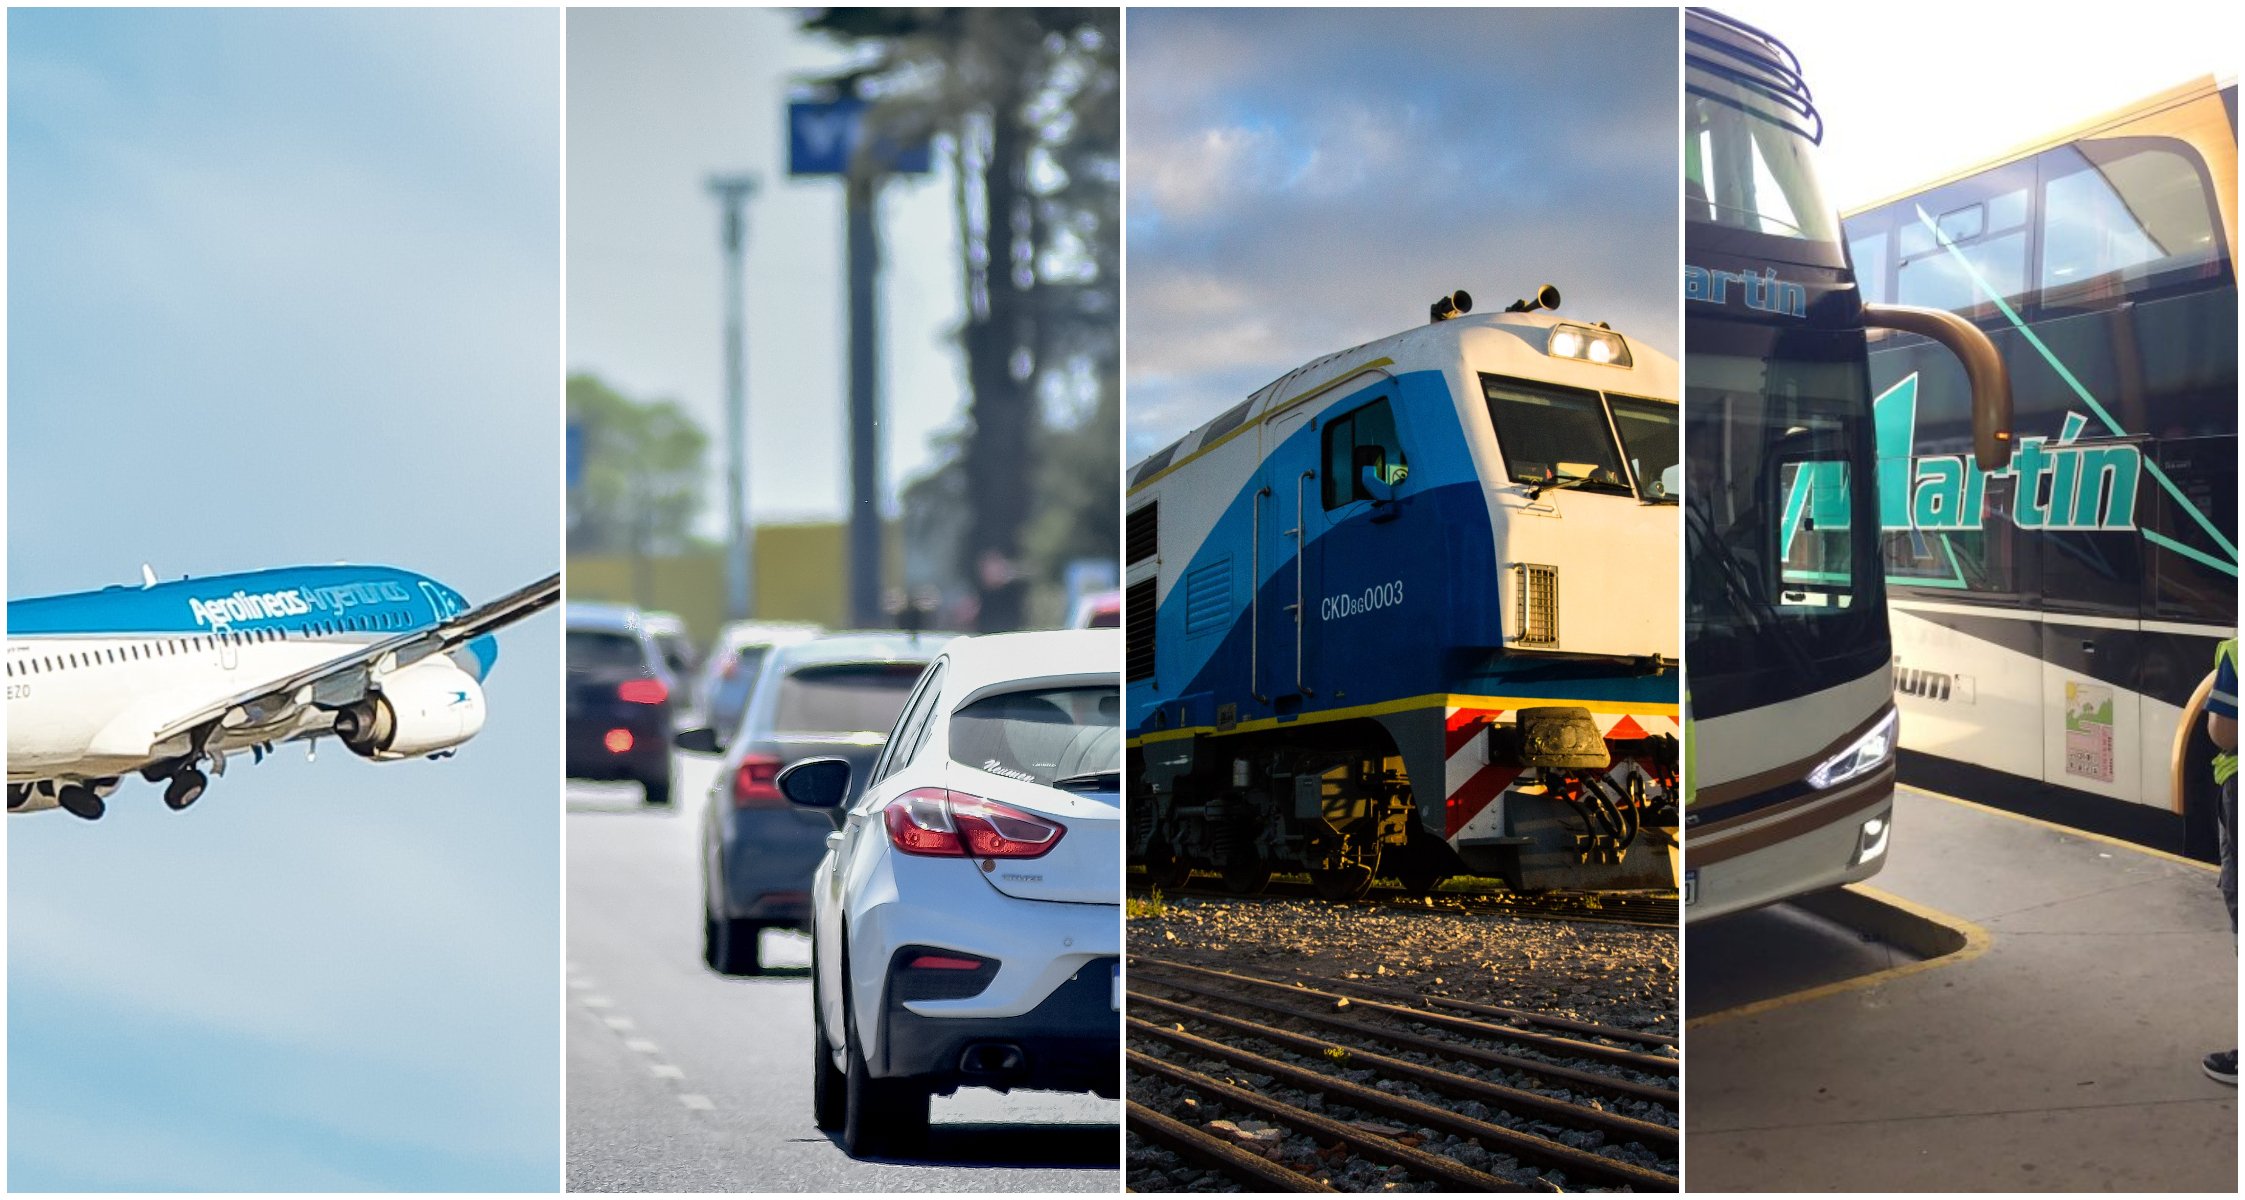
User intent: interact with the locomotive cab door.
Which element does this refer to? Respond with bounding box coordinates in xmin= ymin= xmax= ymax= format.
xmin=1256 ymin=406 xmax=1324 ymax=712
xmin=1312 ymin=390 xmax=1418 ymax=698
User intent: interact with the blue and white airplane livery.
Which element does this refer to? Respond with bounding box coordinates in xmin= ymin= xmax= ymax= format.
xmin=6 ymin=564 xmax=561 ymax=820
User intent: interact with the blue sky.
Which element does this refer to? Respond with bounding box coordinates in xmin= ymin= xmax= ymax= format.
xmin=1126 ymin=8 xmax=1679 ymax=456
xmin=567 ymin=7 xmax=969 ymax=531
xmin=7 ymin=8 xmax=559 ymax=1190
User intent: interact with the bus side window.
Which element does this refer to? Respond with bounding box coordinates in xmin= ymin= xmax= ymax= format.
xmin=2038 ymin=139 xmax=2226 ymax=307
xmin=1895 ymin=164 xmax=2034 ymax=314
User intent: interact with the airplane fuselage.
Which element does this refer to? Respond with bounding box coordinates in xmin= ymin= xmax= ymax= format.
xmin=6 ymin=564 xmax=502 ymax=813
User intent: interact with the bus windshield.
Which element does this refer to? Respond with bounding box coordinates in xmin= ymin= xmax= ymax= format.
xmin=1685 ymin=70 xmax=1838 ymax=244
xmin=1685 ymin=325 xmax=1885 ymax=693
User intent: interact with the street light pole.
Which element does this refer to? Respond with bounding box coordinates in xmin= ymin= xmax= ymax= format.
xmin=708 ymin=174 xmax=758 ymax=622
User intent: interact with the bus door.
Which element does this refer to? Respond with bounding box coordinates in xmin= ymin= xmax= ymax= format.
xmin=1257 ymin=405 xmax=1323 ymax=710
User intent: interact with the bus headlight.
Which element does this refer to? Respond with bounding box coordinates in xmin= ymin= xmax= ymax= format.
xmin=1853 ymin=815 xmax=1891 ymax=866
xmin=1807 ymin=708 xmax=1899 ymax=790
xmin=1546 ymin=323 xmax=1632 ymax=367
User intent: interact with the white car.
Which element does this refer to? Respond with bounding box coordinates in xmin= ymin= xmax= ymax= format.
xmin=777 ymin=629 xmax=1121 ymax=1157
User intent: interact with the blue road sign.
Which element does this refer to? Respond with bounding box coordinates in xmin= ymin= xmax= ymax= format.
xmin=788 ymin=98 xmax=932 ymax=177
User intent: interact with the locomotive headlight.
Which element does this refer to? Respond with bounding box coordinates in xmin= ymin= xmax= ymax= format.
xmin=1807 ymin=708 xmax=1899 ymax=791
xmin=1545 ymin=323 xmax=1632 ymax=367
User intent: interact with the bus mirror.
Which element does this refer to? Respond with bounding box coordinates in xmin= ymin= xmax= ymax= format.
xmin=1862 ymin=303 xmax=2014 ymax=471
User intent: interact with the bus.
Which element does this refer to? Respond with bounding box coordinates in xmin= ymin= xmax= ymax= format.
xmin=1841 ymin=77 xmax=2238 ymax=859
xmin=1681 ymin=9 xmax=2015 ymax=921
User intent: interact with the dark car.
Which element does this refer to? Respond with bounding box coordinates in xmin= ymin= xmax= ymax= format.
xmin=566 ymin=602 xmax=679 ymax=805
xmin=688 ymin=632 xmax=951 ymax=974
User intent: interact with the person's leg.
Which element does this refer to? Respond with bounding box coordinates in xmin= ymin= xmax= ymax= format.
xmin=2223 ymin=776 xmax=2237 ymax=935
xmin=2208 ymin=776 xmax=2237 ymax=1086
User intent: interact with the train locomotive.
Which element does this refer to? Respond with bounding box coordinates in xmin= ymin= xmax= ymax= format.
xmin=1126 ymin=286 xmax=1681 ymax=899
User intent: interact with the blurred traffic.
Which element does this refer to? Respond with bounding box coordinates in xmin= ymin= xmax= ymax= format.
xmin=564 ymin=8 xmax=1118 ymax=1187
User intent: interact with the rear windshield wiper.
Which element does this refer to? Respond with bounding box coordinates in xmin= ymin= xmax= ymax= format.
xmin=1051 ymin=770 xmax=1121 ymax=792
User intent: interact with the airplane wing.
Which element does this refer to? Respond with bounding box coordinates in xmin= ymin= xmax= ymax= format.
xmin=151 ymin=572 xmax=561 ymax=746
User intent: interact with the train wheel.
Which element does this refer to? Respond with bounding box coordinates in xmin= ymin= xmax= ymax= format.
xmin=1144 ymin=838 xmax=1193 ymax=891
xmin=1220 ymin=855 xmax=1271 ymax=896
xmin=1310 ymin=843 xmax=1379 ymax=902
xmin=1395 ymin=856 xmax=1445 ymax=897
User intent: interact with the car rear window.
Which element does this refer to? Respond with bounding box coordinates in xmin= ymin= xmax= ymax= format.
xmin=710 ymin=646 xmax=773 ymax=719
xmin=568 ymin=630 xmax=646 ymax=672
xmin=774 ymin=662 xmax=927 ymax=734
xmin=949 ymin=685 xmax=1121 ymax=786
xmin=654 ymin=632 xmax=696 ymax=679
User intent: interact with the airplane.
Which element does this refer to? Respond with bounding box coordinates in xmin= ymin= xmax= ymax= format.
xmin=6 ymin=563 xmax=561 ymax=820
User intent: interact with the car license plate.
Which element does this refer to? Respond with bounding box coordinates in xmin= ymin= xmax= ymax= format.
xmin=1683 ymin=869 xmax=1698 ymax=906
xmin=1111 ymin=961 xmax=1120 ymax=1011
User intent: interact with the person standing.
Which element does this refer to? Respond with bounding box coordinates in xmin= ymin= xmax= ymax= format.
xmin=2205 ymin=636 xmax=2236 ymax=1086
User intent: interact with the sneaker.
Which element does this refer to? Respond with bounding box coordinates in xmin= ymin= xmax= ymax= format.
xmin=2204 ymin=1049 xmax=2237 ymax=1085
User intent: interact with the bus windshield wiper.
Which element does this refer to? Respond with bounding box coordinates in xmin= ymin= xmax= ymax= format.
xmin=1685 ymin=497 xmax=1818 ymax=676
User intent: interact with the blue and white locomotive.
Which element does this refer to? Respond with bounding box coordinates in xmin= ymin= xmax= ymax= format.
xmin=1126 ymin=287 xmax=1681 ymax=898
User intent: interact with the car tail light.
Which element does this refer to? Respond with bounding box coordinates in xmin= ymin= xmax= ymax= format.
xmin=618 ymin=678 xmax=668 ymax=705
xmin=731 ymin=754 xmax=784 ymax=807
xmin=882 ymin=788 xmax=1065 ymax=859
xmin=890 ymin=945 xmax=998 ymax=1002
xmin=603 ymin=729 xmax=634 ymax=754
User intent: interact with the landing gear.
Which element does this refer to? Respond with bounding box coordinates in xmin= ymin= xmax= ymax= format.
xmin=164 ymin=768 xmax=208 ymax=812
xmin=56 ymin=784 xmax=105 ymax=821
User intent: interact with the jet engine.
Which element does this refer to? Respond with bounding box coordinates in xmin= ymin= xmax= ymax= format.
xmin=332 ymin=661 xmax=488 ymax=760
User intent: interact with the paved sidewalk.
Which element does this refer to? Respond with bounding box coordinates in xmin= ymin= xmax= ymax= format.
xmin=1687 ymin=786 xmax=2236 ymax=1192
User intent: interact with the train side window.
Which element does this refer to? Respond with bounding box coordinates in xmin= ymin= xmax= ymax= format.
xmin=1321 ymin=398 xmax=1408 ymax=509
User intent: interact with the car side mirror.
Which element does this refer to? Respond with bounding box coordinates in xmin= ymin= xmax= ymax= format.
xmin=674 ymin=727 xmax=721 ymax=755
xmin=777 ymin=757 xmax=853 ymax=809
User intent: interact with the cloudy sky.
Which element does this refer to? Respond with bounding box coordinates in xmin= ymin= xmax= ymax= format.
xmin=8 ymin=9 xmax=559 ymax=1189
xmin=567 ymin=8 xmax=967 ymax=531
xmin=1714 ymin=1 xmax=2240 ymax=212
xmin=1126 ymin=7 xmax=1680 ymax=457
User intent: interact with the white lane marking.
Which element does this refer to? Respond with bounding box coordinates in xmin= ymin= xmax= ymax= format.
xmin=624 ymin=1038 xmax=660 ymax=1055
xmin=679 ymin=1094 xmax=714 ymax=1111
xmin=568 ymin=977 xmax=595 ymax=991
xmin=603 ymin=1016 xmax=637 ymax=1031
xmin=649 ymin=1063 xmax=685 ymax=1079
xmin=583 ymin=995 xmax=616 ymax=1009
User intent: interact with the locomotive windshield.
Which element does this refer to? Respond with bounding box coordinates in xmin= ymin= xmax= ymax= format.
xmin=1609 ymin=395 xmax=1680 ymax=502
xmin=1481 ymin=376 xmax=1674 ymax=502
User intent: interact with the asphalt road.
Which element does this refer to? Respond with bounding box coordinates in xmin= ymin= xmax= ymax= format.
xmin=565 ymin=752 xmax=1120 ymax=1193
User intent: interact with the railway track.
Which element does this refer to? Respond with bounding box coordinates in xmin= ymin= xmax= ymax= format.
xmin=1125 ymin=954 xmax=1679 ymax=1192
xmin=1133 ymin=874 xmax=1680 ymax=930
